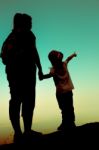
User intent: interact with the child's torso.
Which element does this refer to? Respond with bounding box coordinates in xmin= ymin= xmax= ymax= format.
xmin=51 ymin=62 xmax=74 ymax=94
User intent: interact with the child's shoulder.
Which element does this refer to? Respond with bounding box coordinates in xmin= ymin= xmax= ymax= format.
xmin=63 ymin=60 xmax=67 ymax=65
xmin=50 ymin=67 xmax=54 ymax=71
xmin=50 ymin=67 xmax=55 ymax=74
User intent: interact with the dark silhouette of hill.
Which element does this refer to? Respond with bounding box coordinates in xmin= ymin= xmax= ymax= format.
xmin=0 ymin=122 xmax=99 ymax=149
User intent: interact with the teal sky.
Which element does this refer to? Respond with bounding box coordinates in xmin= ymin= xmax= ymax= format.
xmin=0 ymin=0 xmax=99 ymax=144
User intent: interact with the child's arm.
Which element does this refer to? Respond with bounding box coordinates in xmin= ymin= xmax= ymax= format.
xmin=39 ymin=67 xmax=54 ymax=80
xmin=66 ymin=52 xmax=77 ymax=63
xmin=39 ymin=72 xmax=52 ymax=80
xmin=43 ymin=73 xmax=52 ymax=79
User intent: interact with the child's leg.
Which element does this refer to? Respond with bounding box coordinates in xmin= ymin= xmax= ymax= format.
xmin=63 ymin=91 xmax=75 ymax=126
xmin=56 ymin=91 xmax=75 ymax=130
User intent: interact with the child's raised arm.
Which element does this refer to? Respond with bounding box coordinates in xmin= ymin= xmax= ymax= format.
xmin=66 ymin=52 xmax=77 ymax=63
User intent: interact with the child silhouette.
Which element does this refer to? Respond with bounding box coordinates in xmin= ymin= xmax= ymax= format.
xmin=40 ymin=50 xmax=77 ymax=131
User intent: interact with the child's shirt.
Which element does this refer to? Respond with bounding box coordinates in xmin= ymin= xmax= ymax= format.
xmin=50 ymin=60 xmax=74 ymax=94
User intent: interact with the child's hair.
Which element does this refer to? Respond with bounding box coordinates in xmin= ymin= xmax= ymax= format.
xmin=48 ymin=50 xmax=63 ymax=65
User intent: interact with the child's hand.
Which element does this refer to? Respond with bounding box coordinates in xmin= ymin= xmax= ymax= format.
xmin=74 ymin=50 xmax=79 ymax=56
xmin=74 ymin=51 xmax=78 ymax=57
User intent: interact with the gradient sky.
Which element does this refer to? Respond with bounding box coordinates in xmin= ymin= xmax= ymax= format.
xmin=0 ymin=0 xmax=99 ymax=144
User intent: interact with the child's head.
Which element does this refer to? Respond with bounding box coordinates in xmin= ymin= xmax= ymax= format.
xmin=48 ymin=50 xmax=63 ymax=66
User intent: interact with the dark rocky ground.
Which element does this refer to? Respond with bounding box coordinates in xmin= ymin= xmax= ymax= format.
xmin=0 ymin=122 xmax=99 ymax=149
